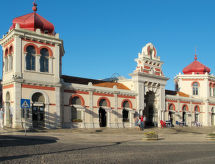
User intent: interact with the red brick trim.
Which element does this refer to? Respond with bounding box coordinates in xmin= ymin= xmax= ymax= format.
xmin=168 ymin=103 xmax=175 ymax=111
xmin=166 ymin=99 xmax=177 ymax=103
xmin=24 ymin=43 xmax=40 ymax=54
xmin=39 ymin=46 xmax=53 ymax=57
xmin=64 ymin=90 xmax=89 ymax=95
xmin=121 ymin=99 xmax=133 ymax=109
xmin=49 ymin=103 xmax=56 ymax=106
xmin=191 ymin=81 xmax=200 ymax=87
xmin=69 ymin=94 xmax=85 ymax=106
xmin=192 ymin=102 xmax=201 ymax=105
xmin=4 ymin=38 xmax=14 ymax=48
xmin=93 ymin=92 xmax=114 ymax=97
xmin=144 ymin=66 xmax=150 ymax=69
xmin=3 ymin=84 xmax=14 ymax=89
xmin=194 ymin=105 xmax=200 ymax=112
xmin=22 ymin=39 xmax=55 ymax=47
xmin=97 ymin=97 xmax=111 ymax=107
xmin=22 ymin=84 xmax=55 ymax=91
xmin=182 ymin=104 xmax=189 ymax=111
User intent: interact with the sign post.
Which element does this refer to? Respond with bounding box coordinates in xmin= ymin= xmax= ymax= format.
xmin=20 ymin=99 xmax=31 ymax=136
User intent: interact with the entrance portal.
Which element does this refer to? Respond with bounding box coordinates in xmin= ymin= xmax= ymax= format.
xmin=32 ymin=92 xmax=45 ymax=128
xmin=144 ymin=91 xmax=156 ymax=126
xmin=99 ymin=108 xmax=107 ymax=127
xmin=32 ymin=106 xmax=45 ymax=128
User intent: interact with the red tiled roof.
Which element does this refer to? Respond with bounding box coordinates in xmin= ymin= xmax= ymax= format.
xmin=94 ymin=82 xmax=130 ymax=90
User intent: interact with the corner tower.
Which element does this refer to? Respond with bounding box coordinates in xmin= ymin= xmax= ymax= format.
xmin=0 ymin=2 xmax=64 ymax=128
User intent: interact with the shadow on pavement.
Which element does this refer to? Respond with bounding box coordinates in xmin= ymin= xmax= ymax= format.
xmin=0 ymin=140 xmax=130 ymax=162
xmin=0 ymin=135 xmax=58 ymax=148
xmin=168 ymin=128 xmax=203 ymax=134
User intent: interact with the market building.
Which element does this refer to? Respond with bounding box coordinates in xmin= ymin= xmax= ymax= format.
xmin=0 ymin=2 xmax=214 ymax=129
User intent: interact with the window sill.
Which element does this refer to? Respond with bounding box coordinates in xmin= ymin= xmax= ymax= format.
xmin=24 ymin=70 xmax=54 ymax=75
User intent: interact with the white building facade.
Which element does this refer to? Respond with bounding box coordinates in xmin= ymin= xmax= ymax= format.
xmin=0 ymin=3 xmax=214 ymax=129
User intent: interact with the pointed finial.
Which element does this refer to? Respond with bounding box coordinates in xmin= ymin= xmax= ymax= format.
xmin=32 ymin=0 xmax=37 ymax=12
xmin=194 ymin=48 xmax=197 ymax=61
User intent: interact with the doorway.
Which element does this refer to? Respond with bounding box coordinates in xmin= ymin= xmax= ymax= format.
xmin=32 ymin=92 xmax=45 ymax=128
xmin=99 ymin=108 xmax=107 ymax=127
xmin=144 ymin=91 xmax=155 ymax=126
xmin=32 ymin=106 xmax=45 ymax=128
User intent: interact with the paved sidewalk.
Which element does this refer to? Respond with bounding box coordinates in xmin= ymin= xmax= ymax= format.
xmin=1 ymin=126 xmax=215 ymax=143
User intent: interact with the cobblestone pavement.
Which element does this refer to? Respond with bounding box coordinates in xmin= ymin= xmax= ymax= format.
xmin=0 ymin=127 xmax=215 ymax=163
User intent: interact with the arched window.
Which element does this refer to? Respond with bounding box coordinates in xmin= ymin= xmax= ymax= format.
xmin=99 ymin=99 xmax=108 ymax=107
xmin=122 ymin=101 xmax=129 ymax=122
xmin=5 ymin=48 xmax=8 ymax=56
xmin=213 ymin=85 xmax=215 ymax=97
xmin=4 ymin=56 xmax=8 ymax=72
xmin=71 ymin=96 xmax=82 ymax=121
xmin=26 ymin=46 xmax=36 ymax=70
xmin=194 ymin=106 xmax=199 ymax=122
xmin=182 ymin=105 xmax=187 ymax=123
xmin=182 ymin=105 xmax=187 ymax=111
xmin=9 ymin=46 xmax=13 ymax=55
xmin=9 ymin=46 xmax=13 ymax=71
xmin=40 ymin=48 xmax=49 ymax=72
xmin=193 ymin=82 xmax=199 ymax=95
xmin=32 ymin=92 xmax=45 ymax=103
xmin=168 ymin=104 xmax=175 ymax=111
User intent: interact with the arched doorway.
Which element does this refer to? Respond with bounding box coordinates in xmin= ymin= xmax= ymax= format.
xmin=194 ymin=106 xmax=199 ymax=122
xmin=144 ymin=91 xmax=156 ymax=126
xmin=70 ymin=96 xmax=82 ymax=122
xmin=99 ymin=99 xmax=107 ymax=127
xmin=122 ymin=101 xmax=130 ymax=122
xmin=182 ymin=105 xmax=187 ymax=125
xmin=212 ymin=108 xmax=215 ymax=126
xmin=168 ymin=104 xmax=175 ymax=126
xmin=32 ymin=92 xmax=45 ymax=128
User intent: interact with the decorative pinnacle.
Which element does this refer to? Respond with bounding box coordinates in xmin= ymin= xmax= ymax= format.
xmin=194 ymin=48 xmax=197 ymax=61
xmin=32 ymin=0 xmax=37 ymax=12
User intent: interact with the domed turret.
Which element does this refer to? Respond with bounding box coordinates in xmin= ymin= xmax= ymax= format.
xmin=182 ymin=54 xmax=210 ymax=74
xmin=10 ymin=2 xmax=55 ymax=35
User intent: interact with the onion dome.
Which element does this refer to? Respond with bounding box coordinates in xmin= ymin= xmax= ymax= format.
xmin=10 ymin=2 xmax=55 ymax=35
xmin=182 ymin=54 xmax=210 ymax=74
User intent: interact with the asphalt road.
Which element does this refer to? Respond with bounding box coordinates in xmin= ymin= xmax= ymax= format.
xmin=0 ymin=133 xmax=215 ymax=164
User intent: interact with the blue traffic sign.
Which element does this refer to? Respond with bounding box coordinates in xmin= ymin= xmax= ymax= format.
xmin=21 ymin=99 xmax=31 ymax=109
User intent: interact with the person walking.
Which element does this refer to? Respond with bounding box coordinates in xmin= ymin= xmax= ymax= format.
xmin=0 ymin=108 xmax=4 ymax=129
xmin=140 ymin=115 xmax=144 ymax=130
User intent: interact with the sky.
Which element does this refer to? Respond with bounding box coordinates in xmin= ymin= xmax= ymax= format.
xmin=1 ymin=0 xmax=215 ymax=90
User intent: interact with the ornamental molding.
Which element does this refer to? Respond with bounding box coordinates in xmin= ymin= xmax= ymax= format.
xmin=1 ymin=28 xmax=63 ymax=45
xmin=63 ymin=82 xmax=137 ymax=97
xmin=130 ymin=72 xmax=169 ymax=81
xmin=165 ymin=94 xmax=202 ymax=103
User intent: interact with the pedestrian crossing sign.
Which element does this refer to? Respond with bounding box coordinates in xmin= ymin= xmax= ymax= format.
xmin=21 ymin=99 xmax=31 ymax=109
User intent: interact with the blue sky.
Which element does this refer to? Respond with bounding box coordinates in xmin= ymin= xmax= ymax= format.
xmin=1 ymin=0 xmax=215 ymax=90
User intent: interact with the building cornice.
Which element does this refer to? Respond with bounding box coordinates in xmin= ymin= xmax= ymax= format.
xmin=63 ymin=82 xmax=137 ymax=97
